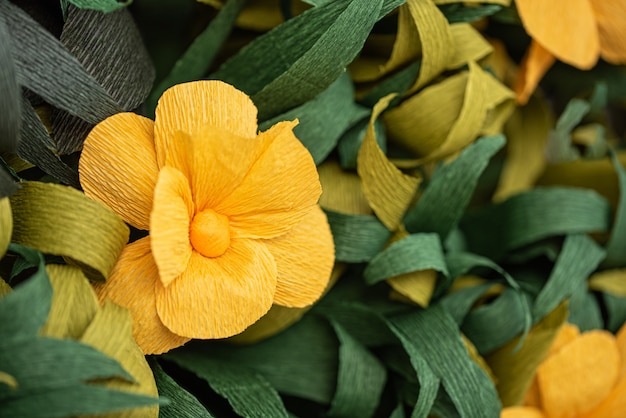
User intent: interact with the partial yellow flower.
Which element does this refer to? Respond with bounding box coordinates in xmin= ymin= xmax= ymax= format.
xmin=79 ymin=80 xmax=335 ymax=355
xmin=501 ymin=322 xmax=626 ymax=418
xmin=514 ymin=0 xmax=626 ymax=104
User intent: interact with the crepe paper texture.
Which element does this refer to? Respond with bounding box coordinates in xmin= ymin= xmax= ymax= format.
xmin=3 ymin=0 xmax=626 ymax=417
xmin=79 ymin=80 xmax=334 ymax=354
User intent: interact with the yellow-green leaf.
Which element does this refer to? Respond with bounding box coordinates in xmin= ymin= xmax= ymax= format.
xmin=0 ymin=197 xmax=11 ymax=259
xmin=589 ymin=269 xmax=626 ymax=297
xmin=447 ymin=23 xmax=493 ymax=70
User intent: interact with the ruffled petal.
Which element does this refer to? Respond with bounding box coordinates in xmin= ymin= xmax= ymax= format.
xmin=515 ymin=0 xmax=599 ymax=69
xmin=79 ymin=112 xmax=158 ymax=230
xmin=153 ymin=80 xmax=258 ymax=167
xmin=513 ymin=40 xmax=556 ymax=105
xmin=155 ymin=239 xmax=277 ymax=339
xmin=216 ymin=121 xmax=322 ymax=239
xmin=150 ymin=166 xmax=194 ymax=287
xmin=500 ymin=406 xmax=546 ymax=418
xmin=537 ymin=330 xmax=620 ymax=418
xmin=92 ymin=237 xmax=190 ymax=355
xmin=589 ymin=0 xmax=626 ymax=64
xmin=583 ymin=378 xmax=626 ymax=418
xmin=265 ymin=205 xmax=334 ymax=308
xmin=186 ymin=125 xmax=269 ymax=212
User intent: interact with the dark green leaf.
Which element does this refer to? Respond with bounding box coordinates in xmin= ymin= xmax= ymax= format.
xmin=602 ymin=150 xmax=626 ymax=267
xmin=64 ymin=0 xmax=132 ymax=14
xmin=438 ymin=4 xmax=502 ymax=23
xmin=325 ymin=209 xmax=391 ymax=263
xmin=0 ymin=12 xmax=21 ymax=153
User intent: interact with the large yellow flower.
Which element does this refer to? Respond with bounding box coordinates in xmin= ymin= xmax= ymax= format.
xmin=501 ymin=323 xmax=626 ymax=418
xmin=514 ymin=0 xmax=626 ymax=104
xmin=78 ymin=80 xmax=335 ymax=355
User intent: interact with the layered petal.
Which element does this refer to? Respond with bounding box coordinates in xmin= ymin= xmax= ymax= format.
xmin=153 ymin=80 xmax=258 ymax=167
xmin=79 ymin=112 xmax=158 ymax=230
xmin=500 ymin=406 xmax=545 ymax=418
xmin=155 ymin=239 xmax=277 ymax=339
xmin=92 ymin=237 xmax=190 ymax=355
xmin=513 ymin=40 xmax=556 ymax=105
xmin=537 ymin=330 xmax=620 ymax=418
xmin=265 ymin=205 xmax=334 ymax=308
xmin=216 ymin=121 xmax=322 ymax=239
xmin=186 ymin=125 xmax=270 ymax=212
xmin=515 ymin=0 xmax=599 ymax=69
xmin=150 ymin=166 xmax=194 ymax=287
xmin=589 ymin=0 xmax=626 ymax=64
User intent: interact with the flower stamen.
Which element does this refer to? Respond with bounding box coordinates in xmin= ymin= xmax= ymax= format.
xmin=190 ymin=209 xmax=231 ymax=257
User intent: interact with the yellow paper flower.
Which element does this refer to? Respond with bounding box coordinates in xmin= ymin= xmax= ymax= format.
xmin=501 ymin=322 xmax=626 ymax=418
xmin=513 ymin=0 xmax=626 ymax=104
xmin=78 ymin=80 xmax=335 ymax=354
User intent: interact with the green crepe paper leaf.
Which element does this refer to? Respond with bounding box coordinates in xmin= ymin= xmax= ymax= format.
xmin=404 ymin=135 xmax=505 ymax=239
xmin=165 ymin=352 xmax=288 ymax=418
xmin=147 ymin=0 xmax=247 ymax=114
xmin=0 ymin=0 xmax=121 ymax=123
xmin=0 ymin=163 xmax=19 ymax=198
xmin=325 ymin=209 xmax=391 ymax=263
xmin=568 ymin=280 xmax=603 ymax=331
xmin=303 ymin=0 xmax=405 ymax=17
xmin=17 ymin=95 xmax=79 ymax=188
xmin=261 ymin=73 xmax=369 ymax=164
xmin=337 ymin=116 xmax=387 ymax=171
xmin=52 ymin=5 xmax=156 ymax=154
xmin=0 ymin=198 xmax=11 ymax=259
xmin=438 ymin=3 xmax=502 ymax=23
xmin=9 ymin=182 xmax=129 ymax=282
xmin=327 ymin=321 xmax=387 ymax=418
xmin=460 ymin=187 xmax=611 ymax=261
xmin=0 ymin=12 xmax=21 ymax=154
xmin=63 ymin=0 xmax=132 ymax=14
xmin=440 ymin=282 xmax=494 ymax=325
xmin=212 ymin=0 xmax=384 ymax=120
xmin=545 ymin=98 xmax=589 ymax=163
xmin=359 ymin=61 xmax=422 ymax=109
xmin=169 ymin=315 xmax=339 ymax=405
xmin=150 ymin=359 xmax=214 ymax=418
xmin=364 ymin=233 xmax=448 ymax=285
xmin=532 ymin=234 xmax=605 ymax=322
xmin=0 ymin=261 xmax=50 ymax=336
xmin=603 ymin=292 xmax=626 ymax=333
xmin=388 ymin=304 xmax=501 ymax=418
xmin=461 ymin=288 xmax=528 ymax=354
xmin=603 ymin=150 xmax=626 ymax=268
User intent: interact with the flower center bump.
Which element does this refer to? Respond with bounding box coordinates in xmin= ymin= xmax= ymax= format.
xmin=189 ymin=208 xmax=231 ymax=258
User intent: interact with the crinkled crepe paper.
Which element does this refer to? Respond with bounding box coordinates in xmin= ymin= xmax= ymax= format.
xmin=9 ymin=182 xmax=129 ymax=282
xmin=147 ymin=0 xmax=247 ymax=113
xmin=494 ymin=95 xmax=551 ymax=202
xmin=532 ymin=234 xmax=605 ymax=322
xmin=326 ymin=321 xmax=387 ymax=418
xmin=590 ymin=269 xmax=626 ymax=297
xmin=0 ymin=165 xmax=18 ymax=198
xmin=150 ymin=360 xmax=214 ymax=418
xmin=386 ymin=61 xmax=514 ymax=166
xmin=0 ymin=0 xmax=121 ymax=124
xmin=0 ymin=272 xmax=159 ymax=417
xmin=460 ymin=187 xmax=611 ymax=261
xmin=318 ymin=161 xmax=372 ymax=215
xmin=52 ymin=6 xmax=156 ymax=154
xmin=167 ymin=314 xmax=338 ymax=405
xmin=357 ymin=94 xmax=420 ymax=230
xmin=404 ymin=134 xmax=505 ymax=239
xmin=0 ymin=198 xmax=10 ymax=260
xmin=0 ymin=11 xmax=20 ymax=154
xmin=18 ymin=95 xmax=80 ymax=188
xmin=324 ymin=209 xmax=391 ymax=263
xmin=602 ymin=151 xmax=626 ymax=268
xmin=545 ymin=99 xmax=590 ymax=163
xmin=485 ymin=303 xmax=568 ymax=407
xmin=262 ymin=74 xmax=369 ymax=164
xmin=212 ymin=0 xmax=384 ymax=120
xmin=388 ymin=304 xmax=501 ymax=417
xmin=63 ymin=0 xmax=132 ymax=13
xmin=568 ymin=277 xmax=604 ymax=332
xmin=604 ymin=293 xmax=626 ymax=334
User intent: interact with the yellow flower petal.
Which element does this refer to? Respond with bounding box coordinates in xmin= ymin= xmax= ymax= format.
xmin=155 ymin=239 xmax=277 ymax=339
xmin=79 ymin=112 xmax=158 ymax=230
xmin=513 ymin=40 xmax=556 ymax=105
xmin=616 ymin=322 xmax=626 ymax=381
xmin=93 ymin=237 xmax=190 ymax=355
xmin=265 ymin=205 xmax=334 ymax=308
xmin=537 ymin=330 xmax=620 ymax=418
xmin=186 ymin=125 xmax=269 ymax=213
xmin=153 ymin=80 xmax=258 ymax=167
xmin=590 ymin=0 xmax=626 ymax=64
xmin=583 ymin=378 xmax=626 ymax=418
xmin=150 ymin=166 xmax=193 ymax=287
xmin=500 ymin=406 xmax=546 ymax=418
xmin=216 ymin=121 xmax=322 ymax=239
xmin=515 ymin=0 xmax=599 ymax=69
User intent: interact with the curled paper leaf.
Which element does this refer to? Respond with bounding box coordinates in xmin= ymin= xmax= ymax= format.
xmin=0 ymin=197 xmax=10 ymax=260
xmin=319 ymin=161 xmax=372 ymax=215
xmin=589 ymin=269 xmax=626 ymax=297
xmin=358 ymin=94 xmax=421 ymax=230
xmin=447 ymin=23 xmax=493 ymax=70
xmin=0 ymin=11 xmax=21 ymax=154
xmin=9 ymin=182 xmax=129 ymax=282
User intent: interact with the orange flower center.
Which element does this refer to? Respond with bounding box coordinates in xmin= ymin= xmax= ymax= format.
xmin=189 ymin=209 xmax=231 ymax=258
